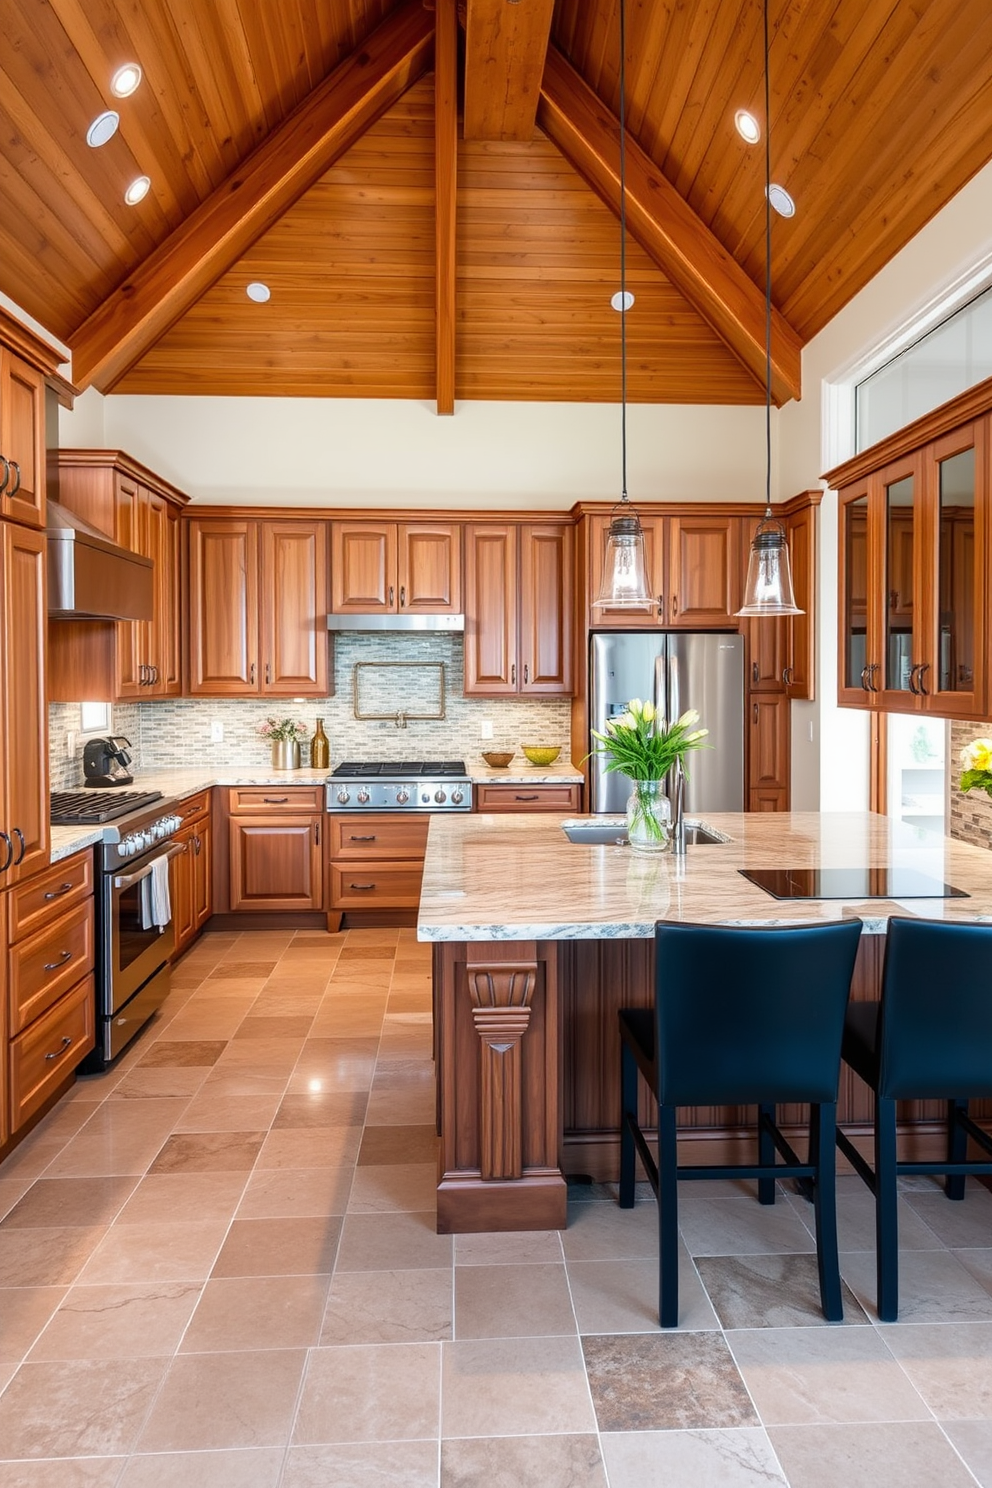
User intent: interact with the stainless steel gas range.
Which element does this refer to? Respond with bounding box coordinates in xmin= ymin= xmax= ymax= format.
xmin=325 ymin=760 xmax=472 ymax=813
xmin=50 ymin=789 xmax=184 ymax=1068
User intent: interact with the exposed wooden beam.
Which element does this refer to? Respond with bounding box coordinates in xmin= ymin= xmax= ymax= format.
xmin=435 ymin=0 xmax=458 ymax=415
xmin=463 ymin=0 xmax=555 ymax=141
xmin=69 ymin=0 xmax=435 ymax=393
xmin=537 ymin=47 xmax=803 ymax=405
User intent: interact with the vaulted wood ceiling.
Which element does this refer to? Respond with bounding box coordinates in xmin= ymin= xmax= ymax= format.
xmin=2 ymin=0 xmax=991 ymax=408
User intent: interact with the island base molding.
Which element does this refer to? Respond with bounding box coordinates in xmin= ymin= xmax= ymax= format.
xmin=432 ymin=934 xmax=992 ymax=1233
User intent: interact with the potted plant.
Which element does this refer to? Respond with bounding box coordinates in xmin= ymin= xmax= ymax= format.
xmin=258 ymin=717 xmax=310 ymax=770
xmin=589 ymin=700 xmax=708 ymax=852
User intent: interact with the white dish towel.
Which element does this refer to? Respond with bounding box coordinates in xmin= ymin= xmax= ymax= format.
xmin=140 ymin=855 xmax=172 ymax=933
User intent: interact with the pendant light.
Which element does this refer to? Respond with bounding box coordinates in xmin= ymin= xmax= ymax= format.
xmin=736 ymin=0 xmax=802 ymax=619
xmin=592 ymin=0 xmax=652 ymax=610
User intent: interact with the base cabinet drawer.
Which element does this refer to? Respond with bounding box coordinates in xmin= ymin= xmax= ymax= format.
xmin=327 ymin=814 xmax=430 ymax=859
xmin=7 ymin=851 xmax=93 ymax=943
xmin=329 ymin=863 xmax=424 ymax=911
xmin=9 ymin=900 xmax=95 ymax=1035
xmin=475 ymin=783 xmax=582 ymax=812
xmin=10 ymin=974 xmax=96 ymax=1131
xmin=229 ymin=786 xmax=325 ymax=814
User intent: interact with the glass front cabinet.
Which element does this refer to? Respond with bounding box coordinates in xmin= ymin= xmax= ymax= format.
xmin=835 ymin=416 xmax=987 ymax=720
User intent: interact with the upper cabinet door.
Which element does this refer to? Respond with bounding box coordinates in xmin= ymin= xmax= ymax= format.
xmin=260 ymin=521 xmax=329 ymax=695
xmin=838 ymin=483 xmax=876 ymax=706
xmin=0 ymin=350 xmax=46 ymax=530
xmin=784 ymin=503 xmax=816 ymax=700
xmin=876 ymin=454 xmax=924 ymax=711
xmin=1 ymin=522 xmax=49 ymax=882
xmin=397 ymin=523 xmax=462 ymax=613
xmin=919 ymin=421 xmax=986 ymax=720
xmin=587 ymin=514 xmax=665 ymax=627
xmin=114 ymin=475 xmax=144 ymax=699
xmin=464 ymin=524 xmax=518 ymax=694
xmin=666 ymin=516 xmax=740 ymax=627
xmin=331 ymin=523 xmax=396 ymax=612
xmin=187 ymin=520 xmax=259 ymax=694
xmin=519 ymin=524 xmax=573 ymax=694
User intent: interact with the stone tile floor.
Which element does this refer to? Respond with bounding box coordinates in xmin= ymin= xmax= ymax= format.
xmin=0 ymin=926 xmax=992 ymax=1485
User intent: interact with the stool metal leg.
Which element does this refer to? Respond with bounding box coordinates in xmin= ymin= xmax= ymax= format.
xmin=811 ymin=1102 xmax=843 ymax=1322
xmin=875 ymin=1094 xmax=899 ymax=1323
xmin=758 ymin=1101 xmax=776 ymax=1205
xmin=658 ymin=1104 xmax=680 ymax=1327
xmin=619 ymin=1039 xmax=638 ymax=1209
xmin=946 ymin=1098 xmax=967 ymax=1201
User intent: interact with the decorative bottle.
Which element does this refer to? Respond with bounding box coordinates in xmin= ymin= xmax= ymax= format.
xmin=310 ymin=718 xmax=330 ymax=769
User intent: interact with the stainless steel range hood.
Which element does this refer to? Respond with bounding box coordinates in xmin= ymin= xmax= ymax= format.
xmin=47 ymin=501 xmax=154 ymax=622
xmin=326 ymin=612 xmax=464 ymax=632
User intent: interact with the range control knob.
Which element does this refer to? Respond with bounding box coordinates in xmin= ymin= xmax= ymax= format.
xmin=337 ymin=789 xmax=351 ymax=805
xmin=395 ymin=788 xmax=410 ymax=805
xmin=434 ymin=789 xmax=447 ymax=804
xmin=357 ymin=788 xmax=371 ymax=804
xmin=450 ymin=789 xmax=464 ymax=805
xmin=119 ymin=836 xmax=135 ymax=858
xmin=420 ymin=793 xmax=430 ymax=804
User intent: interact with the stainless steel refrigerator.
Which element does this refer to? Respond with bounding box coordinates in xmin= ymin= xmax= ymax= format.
xmin=589 ymin=631 xmax=745 ymax=814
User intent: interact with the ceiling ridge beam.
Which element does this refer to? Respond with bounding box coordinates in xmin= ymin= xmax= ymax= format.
xmin=70 ymin=0 xmax=435 ymax=393
xmin=537 ymin=45 xmax=802 ymax=405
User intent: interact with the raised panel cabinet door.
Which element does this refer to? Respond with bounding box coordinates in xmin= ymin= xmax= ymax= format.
xmin=519 ymin=524 xmax=573 ymax=694
xmin=169 ymin=826 xmax=196 ymax=956
xmin=1 ymin=521 xmax=49 ymax=882
xmin=260 ymin=521 xmax=329 ymax=695
xmin=785 ymin=503 xmax=815 ymax=700
xmin=228 ymin=818 xmax=322 ymax=912
xmin=192 ymin=817 xmax=212 ymax=932
xmin=464 ymin=524 xmax=518 ymax=694
xmin=741 ymin=517 xmax=788 ymax=692
xmin=114 ymin=475 xmax=144 ymax=699
xmin=667 ymin=516 xmax=740 ymax=626
xmin=187 ymin=519 xmax=259 ymax=694
xmin=330 ymin=522 xmax=396 ymax=612
xmin=0 ymin=350 xmax=46 ymax=529
xmin=159 ymin=501 xmax=183 ymax=695
xmin=748 ymin=694 xmax=790 ymax=806
xmin=397 ymin=523 xmax=462 ymax=613
xmin=587 ymin=514 xmax=665 ymax=627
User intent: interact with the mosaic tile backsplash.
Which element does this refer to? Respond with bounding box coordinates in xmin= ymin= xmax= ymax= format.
xmin=950 ymin=719 xmax=992 ymax=851
xmin=48 ymin=633 xmax=573 ymax=788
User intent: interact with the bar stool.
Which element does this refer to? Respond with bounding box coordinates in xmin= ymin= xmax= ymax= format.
xmin=836 ymin=915 xmax=992 ymax=1322
xmin=619 ymin=917 xmax=863 ymax=1328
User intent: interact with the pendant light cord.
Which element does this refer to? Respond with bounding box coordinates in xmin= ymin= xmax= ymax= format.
xmin=763 ymin=0 xmax=772 ymax=521
xmin=619 ymin=0 xmax=628 ymax=503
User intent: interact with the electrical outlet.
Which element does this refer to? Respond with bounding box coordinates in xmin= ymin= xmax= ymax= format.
xmin=66 ymin=731 xmax=77 ymax=757
xmin=480 ymin=719 xmax=494 ymax=739
xmin=210 ymin=721 xmax=224 ymax=743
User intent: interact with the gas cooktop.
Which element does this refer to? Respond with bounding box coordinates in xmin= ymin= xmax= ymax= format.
xmin=331 ymin=760 xmax=466 ymax=777
xmin=50 ymin=789 xmax=164 ymax=825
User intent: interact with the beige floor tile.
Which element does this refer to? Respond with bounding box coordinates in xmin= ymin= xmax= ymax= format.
xmin=347 ymin=1163 xmax=437 ymax=1214
xmin=173 ymin=1092 xmax=284 ymax=1132
xmin=880 ymin=1321 xmax=992 ymax=1418
xmin=903 ymin=1187 xmax=992 ymax=1248
xmin=136 ymin=1348 xmax=307 ymax=1452
xmin=0 ymin=1174 xmax=36 ymax=1219
xmin=283 ymin=1441 xmax=438 ymax=1488
xmin=454 ymin=1229 xmax=563 ymax=1266
xmin=358 ymin=1125 xmax=438 ymax=1167
xmin=943 ymin=1420 xmax=992 ymax=1488
xmin=214 ymin=1039 xmax=307 ymax=1072
xmin=728 ymin=1325 xmax=931 ymax=1425
xmin=441 ymin=1335 xmax=596 ymax=1438
xmin=77 ymin=1219 xmax=229 ymax=1284
xmin=567 ymin=1254 xmax=719 ymax=1334
xmin=0 ymin=1286 xmax=67 ymax=1362
xmin=841 ymin=1247 xmax=992 ymax=1324
xmin=336 ymin=1211 xmax=452 ymax=1272
xmin=272 ymin=1090 xmax=368 ymax=1128
xmin=698 ymin=1254 xmax=868 ymax=1329
xmin=233 ymin=1016 xmax=314 ymax=1042
xmin=28 ymin=1281 xmax=201 ymax=1360
xmin=0 ymin=1356 xmax=169 ymax=1458
xmin=560 ymin=1196 xmax=659 ymax=1261
xmin=237 ymin=1165 xmax=352 ymax=1219
xmin=110 ymin=1066 xmax=212 ymax=1099
xmin=454 ymin=1262 xmax=576 ymax=1340
xmin=288 ymin=1038 xmax=379 ymax=1091
xmin=202 ymin=962 xmax=278 ymax=980
xmin=601 ymin=1428 xmax=788 ymax=1488
xmin=250 ymin=993 xmax=325 ymax=1017
xmin=768 ymin=1421 xmax=980 ymax=1488
xmin=256 ymin=1126 xmax=362 ymax=1170
xmin=136 ymin=1040 xmax=227 ymax=1068
xmin=1 ymin=1176 xmax=137 ymax=1229
xmin=677 ymin=1193 xmax=817 ymax=1257
xmin=310 ymin=1012 xmax=387 ymax=1039
xmin=788 ymin=1190 xmax=947 ymax=1254
xmin=42 ymin=1128 xmax=182 ymax=1180
xmin=293 ymin=1342 xmax=441 ymax=1444
xmin=365 ymin=1086 xmax=436 ymax=1126
xmin=209 ymin=1215 xmax=342 ymax=1278
xmin=441 ymin=1434 xmax=607 ymax=1488
xmin=0 ymin=1226 xmax=107 ymax=1288
xmin=148 ymin=1131 xmax=265 ymax=1175
xmin=582 ymin=1331 xmax=757 ymax=1432
xmin=118 ymin=1448 xmax=284 ymax=1488
xmin=116 ymin=1171 xmax=248 ymax=1225
xmin=0 ymin=1460 xmax=126 ymax=1488
xmin=320 ymin=1268 xmax=452 ymax=1345
xmin=197 ymin=1068 xmax=289 ymax=1098
xmin=180 ymin=1273 xmax=330 ymax=1352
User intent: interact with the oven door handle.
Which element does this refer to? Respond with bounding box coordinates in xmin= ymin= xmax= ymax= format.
xmin=114 ymin=843 xmax=184 ymax=891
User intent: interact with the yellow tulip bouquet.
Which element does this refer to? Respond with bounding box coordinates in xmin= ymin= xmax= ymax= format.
xmin=589 ymin=699 xmax=708 ymax=849
xmin=960 ymin=737 xmax=992 ymax=799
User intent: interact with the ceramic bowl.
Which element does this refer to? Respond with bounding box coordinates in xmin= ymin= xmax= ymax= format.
xmin=522 ymin=745 xmax=561 ymax=766
xmin=482 ymin=750 xmax=514 ymax=768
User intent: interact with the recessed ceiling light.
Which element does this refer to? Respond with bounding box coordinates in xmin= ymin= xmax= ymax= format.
xmin=86 ymin=110 xmax=119 ymax=148
xmin=611 ymin=290 xmax=634 ymax=312
xmin=735 ymin=109 xmax=761 ymax=144
xmin=766 ymin=183 xmax=796 ymax=218
xmin=110 ymin=63 xmax=142 ymax=97
xmin=124 ymin=175 xmax=150 ymax=206
xmin=246 ymin=281 xmax=271 ymax=303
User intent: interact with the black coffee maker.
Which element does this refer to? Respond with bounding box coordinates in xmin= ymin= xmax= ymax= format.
xmin=83 ymin=736 xmax=134 ymax=787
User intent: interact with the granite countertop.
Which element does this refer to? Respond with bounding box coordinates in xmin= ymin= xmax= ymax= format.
xmin=416 ymin=810 xmax=992 ymax=942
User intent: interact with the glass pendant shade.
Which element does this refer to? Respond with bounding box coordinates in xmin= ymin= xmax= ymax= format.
xmin=593 ymin=510 xmax=653 ymax=608
xmin=736 ymin=520 xmax=803 ymax=616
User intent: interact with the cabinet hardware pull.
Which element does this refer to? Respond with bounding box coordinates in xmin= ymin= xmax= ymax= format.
xmin=193 ymin=835 xmax=201 ymax=855
xmin=752 ymin=662 xmax=760 ymax=684
xmin=44 ymin=950 xmax=73 ymax=972
xmin=866 ymin=662 xmax=880 ymax=693
xmin=753 ymin=702 xmax=759 ymax=724
xmin=314 ymin=821 xmax=320 ymax=846
xmin=861 ymin=665 xmax=870 ymax=691
xmin=0 ymin=456 xmax=8 ymax=495
xmin=907 ymin=663 xmax=920 ymax=695
xmin=0 ymin=831 xmax=11 ymax=872
xmin=350 ymin=882 xmax=376 ymax=890
xmin=350 ymin=834 xmax=377 ymax=841
xmin=249 ymin=661 xmax=256 ymax=685
xmin=151 ymin=665 xmax=159 ymax=684
xmin=8 ymin=460 xmax=21 ymax=496
xmin=45 ymin=1036 xmax=73 ymax=1062
xmin=44 ymin=882 xmax=75 ymax=901
xmin=515 ymin=794 xmax=540 ymax=801
xmin=782 ymin=666 xmax=793 ymax=687
xmin=656 ymin=595 xmax=664 ymax=616
xmin=672 ymin=594 xmax=678 ymax=618
xmin=263 ymin=797 xmax=289 ymax=803
xmin=265 ymin=662 xmax=271 ymax=684
xmin=511 ymin=663 xmax=516 ymax=685
xmin=400 ymin=586 xmax=406 ymax=607
xmin=524 ymin=663 xmax=529 ymax=684
xmin=13 ymin=827 xmax=25 ymax=864
xmin=389 ymin=585 xmax=395 ymax=606
xmin=918 ymin=661 xmax=931 ymax=696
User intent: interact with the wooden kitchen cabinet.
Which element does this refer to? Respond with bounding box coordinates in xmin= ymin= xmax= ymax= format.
xmin=227 ymin=787 xmax=323 ymax=912
xmin=464 ymin=522 xmax=573 ymax=696
xmin=475 ymin=783 xmax=582 ymax=812
xmin=188 ymin=517 xmax=330 ymax=696
xmin=586 ymin=512 xmax=740 ymax=629
xmin=0 ymin=348 xmax=46 ymax=531
xmin=170 ymin=792 xmax=212 ymax=957
xmin=748 ymin=693 xmax=790 ymax=811
xmin=326 ymin=813 xmax=430 ymax=929
xmin=330 ymin=521 xmax=461 ymax=614
xmin=0 ymin=520 xmax=49 ymax=885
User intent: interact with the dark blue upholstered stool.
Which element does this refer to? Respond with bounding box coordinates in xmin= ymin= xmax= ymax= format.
xmin=618 ymin=918 xmax=863 ymax=1328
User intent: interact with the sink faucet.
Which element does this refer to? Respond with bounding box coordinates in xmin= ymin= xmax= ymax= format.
xmin=671 ymin=757 xmax=686 ymax=858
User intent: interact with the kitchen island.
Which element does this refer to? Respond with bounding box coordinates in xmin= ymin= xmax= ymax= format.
xmin=418 ymin=810 xmax=992 ymax=1233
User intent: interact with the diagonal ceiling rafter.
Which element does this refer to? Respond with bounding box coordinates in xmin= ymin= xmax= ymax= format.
xmin=69 ymin=0 xmax=435 ymax=392
xmin=537 ymin=44 xmax=803 ymax=405
xmin=463 ymin=0 xmax=556 ymax=141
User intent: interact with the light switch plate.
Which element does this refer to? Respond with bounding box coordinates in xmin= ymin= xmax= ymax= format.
xmin=210 ymin=721 xmax=224 ymax=742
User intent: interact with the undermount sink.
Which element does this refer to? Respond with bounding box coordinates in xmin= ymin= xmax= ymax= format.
xmin=561 ymin=819 xmax=728 ymax=847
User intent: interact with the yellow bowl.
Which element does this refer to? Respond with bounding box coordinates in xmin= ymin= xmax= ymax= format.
xmin=521 ymin=745 xmax=561 ymax=766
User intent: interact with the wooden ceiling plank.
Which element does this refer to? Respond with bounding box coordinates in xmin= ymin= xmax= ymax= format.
xmin=537 ymin=45 xmax=802 ymax=404
xmin=463 ymin=0 xmax=556 ymax=141
xmin=435 ymin=0 xmax=458 ymax=413
xmin=68 ymin=0 xmax=435 ymax=392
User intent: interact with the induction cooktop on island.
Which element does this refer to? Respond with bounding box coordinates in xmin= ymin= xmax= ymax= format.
xmin=740 ymin=867 xmax=969 ymax=900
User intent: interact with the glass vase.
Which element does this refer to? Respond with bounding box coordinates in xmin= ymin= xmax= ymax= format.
xmin=625 ymin=780 xmax=672 ymax=853
xmin=271 ymin=740 xmax=301 ymax=770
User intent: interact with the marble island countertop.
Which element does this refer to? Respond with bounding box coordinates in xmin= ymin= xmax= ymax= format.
xmin=416 ymin=809 xmax=992 ymax=942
